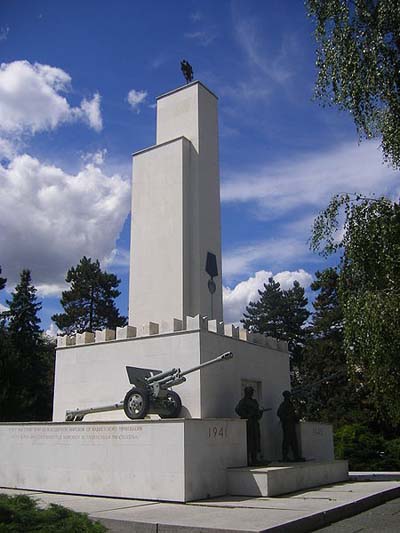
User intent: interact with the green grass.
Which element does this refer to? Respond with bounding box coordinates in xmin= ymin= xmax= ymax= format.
xmin=0 ymin=494 xmax=107 ymax=532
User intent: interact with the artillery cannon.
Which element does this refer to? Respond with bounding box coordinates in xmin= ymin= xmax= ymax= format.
xmin=65 ymin=351 xmax=233 ymax=421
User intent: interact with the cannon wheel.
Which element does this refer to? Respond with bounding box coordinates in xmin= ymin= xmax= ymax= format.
xmin=123 ymin=387 xmax=149 ymax=419
xmin=159 ymin=390 xmax=182 ymax=419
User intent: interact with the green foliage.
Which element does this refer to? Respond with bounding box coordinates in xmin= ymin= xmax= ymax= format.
xmin=307 ymin=0 xmax=400 ymax=168
xmin=0 ymin=494 xmax=107 ymax=532
xmin=0 ymin=266 xmax=6 ymax=292
xmin=335 ymin=424 xmax=400 ymax=470
xmin=241 ymin=277 xmax=310 ymax=370
xmin=300 ymin=268 xmax=363 ymax=426
xmin=52 ymin=256 xmax=127 ymax=334
xmin=311 ymin=193 xmax=400 ymax=426
xmin=6 ymin=270 xmax=42 ymax=352
xmin=0 ymin=270 xmax=55 ymax=422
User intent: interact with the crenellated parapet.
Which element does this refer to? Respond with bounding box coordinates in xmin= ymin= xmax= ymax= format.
xmin=56 ymin=315 xmax=289 ymax=353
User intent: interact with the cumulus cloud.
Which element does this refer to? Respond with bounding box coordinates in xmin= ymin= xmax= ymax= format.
xmin=80 ymin=93 xmax=102 ymax=131
xmin=45 ymin=322 xmax=61 ymax=338
xmin=223 ymin=269 xmax=312 ymax=324
xmin=102 ymin=248 xmax=130 ymax=269
xmin=0 ymin=153 xmax=130 ymax=291
xmin=223 ymin=238 xmax=308 ymax=280
xmin=127 ymin=89 xmax=147 ymax=112
xmin=0 ymin=303 xmax=8 ymax=313
xmin=0 ymin=60 xmax=103 ymax=139
xmin=0 ymin=137 xmax=16 ymax=159
xmin=222 ymin=141 xmax=399 ymax=219
xmin=82 ymin=148 xmax=107 ymax=166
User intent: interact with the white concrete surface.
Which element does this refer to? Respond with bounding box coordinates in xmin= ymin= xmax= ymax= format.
xmin=129 ymin=81 xmax=223 ymax=327
xmin=2 ymin=481 xmax=399 ymax=533
xmin=227 ymin=461 xmax=349 ymax=497
xmin=298 ymin=421 xmax=335 ymax=461
xmin=0 ymin=419 xmax=246 ymax=502
xmin=52 ymin=329 xmax=291 ymax=461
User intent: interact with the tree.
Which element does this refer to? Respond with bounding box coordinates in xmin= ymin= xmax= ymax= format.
xmin=242 ymin=277 xmax=286 ymax=338
xmin=300 ymin=268 xmax=366 ymax=426
xmin=242 ymin=277 xmax=310 ymax=372
xmin=311 ymin=193 xmax=400 ymax=426
xmin=0 ymin=270 xmax=55 ymax=422
xmin=0 ymin=266 xmax=6 ymax=292
xmin=52 ymin=256 xmax=127 ymax=334
xmin=306 ymin=0 xmax=400 ymax=168
xmin=6 ymin=270 xmax=42 ymax=351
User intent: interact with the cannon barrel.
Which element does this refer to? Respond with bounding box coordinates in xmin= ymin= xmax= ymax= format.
xmin=146 ymin=367 xmax=178 ymax=384
xmin=179 ymin=351 xmax=233 ymax=378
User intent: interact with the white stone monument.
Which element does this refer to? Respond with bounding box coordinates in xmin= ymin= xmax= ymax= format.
xmin=0 ymin=80 xmax=347 ymax=502
xmin=130 ymin=82 xmax=223 ymax=325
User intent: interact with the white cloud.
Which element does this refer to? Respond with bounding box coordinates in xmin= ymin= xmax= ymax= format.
xmin=0 ymin=60 xmax=103 ymax=138
xmin=102 ymin=248 xmax=130 ymax=269
xmin=36 ymin=283 xmax=68 ymax=297
xmin=127 ymin=89 xmax=147 ymax=113
xmin=0 ymin=137 xmax=16 ymax=159
xmin=0 ymin=153 xmax=130 ymax=290
xmin=82 ymin=148 xmax=107 ymax=166
xmin=230 ymin=11 xmax=297 ymax=103
xmin=80 ymin=93 xmax=102 ymax=131
xmin=223 ymin=238 xmax=308 ymax=280
xmin=274 ymin=269 xmax=313 ymax=290
xmin=221 ymin=141 xmax=399 ymax=218
xmin=0 ymin=303 xmax=8 ymax=313
xmin=190 ymin=11 xmax=203 ymax=22
xmin=0 ymin=27 xmax=10 ymax=41
xmin=223 ymin=269 xmax=312 ymax=324
xmin=184 ymin=30 xmax=216 ymax=47
xmin=45 ymin=322 xmax=61 ymax=338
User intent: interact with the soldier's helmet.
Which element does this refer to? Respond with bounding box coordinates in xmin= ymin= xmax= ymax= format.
xmin=282 ymin=390 xmax=291 ymax=399
xmin=244 ymin=386 xmax=254 ymax=396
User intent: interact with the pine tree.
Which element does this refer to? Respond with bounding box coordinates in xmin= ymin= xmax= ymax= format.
xmin=0 ymin=266 xmax=6 ymax=292
xmin=241 ymin=277 xmax=310 ymax=373
xmin=284 ymin=281 xmax=310 ymax=368
xmin=242 ymin=277 xmax=286 ymax=337
xmin=1 ymin=270 xmax=54 ymax=422
xmin=52 ymin=256 xmax=127 ymax=334
xmin=6 ymin=270 xmax=42 ymax=351
xmin=300 ymin=268 xmax=366 ymax=427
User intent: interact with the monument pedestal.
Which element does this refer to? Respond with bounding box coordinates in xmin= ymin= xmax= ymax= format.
xmin=54 ymin=323 xmax=291 ymax=462
xmin=0 ymin=419 xmax=246 ymax=503
xmin=228 ymin=461 xmax=349 ymax=497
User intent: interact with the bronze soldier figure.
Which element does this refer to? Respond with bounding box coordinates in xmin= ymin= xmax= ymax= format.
xmin=235 ymin=386 xmax=264 ymax=466
xmin=277 ymin=390 xmax=305 ymax=462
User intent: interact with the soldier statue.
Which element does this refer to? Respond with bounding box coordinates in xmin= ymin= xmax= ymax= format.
xmin=235 ymin=386 xmax=265 ymax=466
xmin=277 ymin=390 xmax=305 ymax=462
xmin=181 ymin=59 xmax=193 ymax=84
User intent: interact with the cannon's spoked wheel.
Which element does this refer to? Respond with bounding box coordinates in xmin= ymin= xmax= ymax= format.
xmin=123 ymin=387 xmax=149 ymax=419
xmin=159 ymin=390 xmax=182 ymax=418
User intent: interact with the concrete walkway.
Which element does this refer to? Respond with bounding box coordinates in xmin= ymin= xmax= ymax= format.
xmin=1 ymin=479 xmax=400 ymax=532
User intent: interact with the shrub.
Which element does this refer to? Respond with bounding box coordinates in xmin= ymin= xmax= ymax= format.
xmin=0 ymin=494 xmax=107 ymax=532
xmin=334 ymin=424 xmax=400 ymax=471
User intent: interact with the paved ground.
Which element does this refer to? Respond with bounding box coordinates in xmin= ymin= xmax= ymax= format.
xmin=1 ymin=481 xmax=400 ymax=532
xmin=317 ymin=496 xmax=400 ymax=532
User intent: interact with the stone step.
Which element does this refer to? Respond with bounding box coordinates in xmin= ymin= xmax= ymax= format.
xmin=227 ymin=460 xmax=348 ymax=497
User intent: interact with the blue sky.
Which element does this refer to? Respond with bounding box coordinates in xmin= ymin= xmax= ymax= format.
xmin=0 ymin=0 xmax=399 ymax=333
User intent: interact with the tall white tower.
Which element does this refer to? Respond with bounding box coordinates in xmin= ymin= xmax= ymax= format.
xmin=129 ymin=81 xmax=223 ymax=326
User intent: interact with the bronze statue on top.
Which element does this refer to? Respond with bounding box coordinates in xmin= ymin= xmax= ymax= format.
xmin=277 ymin=390 xmax=305 ymax=462
xmin=235 ymin=386 xmax=270 ymax=466
xmin=181 ymin=59 xmax=193 ymax=84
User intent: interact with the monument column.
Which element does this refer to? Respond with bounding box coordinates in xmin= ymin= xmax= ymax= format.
xmin=129 ymin=81 xmax=223 ymax=327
